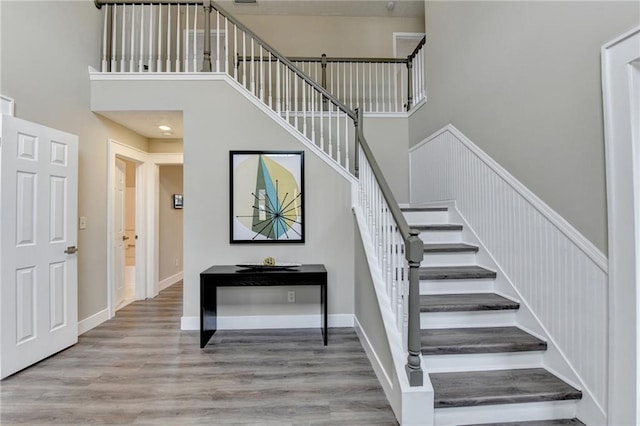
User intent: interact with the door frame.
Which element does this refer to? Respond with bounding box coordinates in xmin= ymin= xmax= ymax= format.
xmin=107 ymin=140 xmax=148 ymax=317
xmin=107 ymin=139 xmax=183 ymax=317
xmin=602 ymin=26 xmax=640 ymax=425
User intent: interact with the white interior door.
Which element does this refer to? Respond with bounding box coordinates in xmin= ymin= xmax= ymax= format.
xmin=0 ymin=115 xmax=78 ymax=379
xmin=114 ymin=157 xmax=126 ymax=310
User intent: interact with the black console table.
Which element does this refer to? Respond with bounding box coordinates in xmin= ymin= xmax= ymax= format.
xmin=200 ymin=264 xmax=328 ymax=348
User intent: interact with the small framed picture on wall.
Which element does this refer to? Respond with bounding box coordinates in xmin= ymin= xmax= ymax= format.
xmin=172 ymin=194 xmax=183 ymax=209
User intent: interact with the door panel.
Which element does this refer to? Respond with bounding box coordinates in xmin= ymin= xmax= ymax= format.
xmin=1 ymin=115 xmax=78 ymax=379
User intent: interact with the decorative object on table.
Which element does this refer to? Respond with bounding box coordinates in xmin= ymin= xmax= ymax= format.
xmin=263 ymin=256 xmax=276 ymax=266
xmin=235 ymin=261 xmax=302 ymax=271
xmin=230 ymin=151 xmax=304 ymax=243
xmin=172 ymin=194 xmax=183 ymax=209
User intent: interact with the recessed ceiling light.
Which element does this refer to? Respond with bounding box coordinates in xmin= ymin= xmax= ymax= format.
xmin=162 ymin=131 xmax=174 ymax=136
xmin=158 ymin=124 xmax=172 ymax=131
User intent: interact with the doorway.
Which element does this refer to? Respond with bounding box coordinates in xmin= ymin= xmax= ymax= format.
xmin=114 ymin=156 xmax=138 ymax=311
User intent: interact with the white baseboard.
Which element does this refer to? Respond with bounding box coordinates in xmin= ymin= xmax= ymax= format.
xmin=78 ymin=308 xmax=109 ymax=335
xmin=158 ymin=271 xmax=183 ymax=292
xmin=180 ymin=314 xmax=353 ymax=331
xmin=354 ymin=316 xmax=395 ymax=403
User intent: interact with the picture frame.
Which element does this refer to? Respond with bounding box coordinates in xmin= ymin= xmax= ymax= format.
xmin=230 ymin=150 xmax=304 ymax=244
xmin=172 ymin=194 xmax=183 ymax=209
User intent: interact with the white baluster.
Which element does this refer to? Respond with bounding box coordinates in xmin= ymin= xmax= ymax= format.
xmin=285 ymin=68 xmax=290 ymax=122
xmin=216 ymin=10 xmax=220 ymax=72
xmin=224 ymin=17 xmax=229 ymax=74
xmin=120 ymin=4 xmax=127 ymax=71
xmin=328 ymin=102 xmax=333 ymax=158
xmin=311 ymin=84 xmax=316 ymax=144
xmin=259 ymin=45 xmax=264 ymax=102
xmin=349 ymin=62 xmax=353 ymax=109
xmin=148 ymin=5 xmax=154 ymax=71
xmin=139 ymin=5 xmax=145 ymax=72
xmin=267 ymin=52 xmax=272 ymax=108
xmin=130 ymin=5 xmax=136 ymax=72
xmin=184 ymin=5 xmax=189 ymax=72
xmin=336 ymin=109 xmax=341 ymax=165
xmin=294 ymin=73 xmax=298 ymax=130
xmin=242 ymin=32 xmax=246 ymax=86
xmin=394 ymin=63 xmax=399 ymax=112
xmin=111 ymin=5 xmax=117 ymax=71
xmin=344 ymin=112 xmax=349 ymax=170
xmin=319 ymin=92 xmax=324 ymax=151
xmin=233 ymin=24 xmax=238 ymax=79
xmin=166 ymin=5 xmax=171 ymax=72
xmin=192 ymin=5 xmax=197 ymax=72
xmin=251 ymin=39 xmax=255 ymax=94
xmin=375 ymin=62 xmax=379 ymax=112
xmin=388 ymin=63 xmax=392 ymax=112
xmin=156 ymin=5 xmax=162 ymax=71
xmin=381 ymin=60 xmax=385 ymax=111
xmin=368 ymin=63 xmax=372 ymax=112
xmin=101 ymin=6 xmax=108 ymax=71
xmin=302 ymin=78 xmax=307 ymax=137
xmin=276 ymin=59 xmax=281 ymax=113
xmin=175 ymin=6 xmax=181 ymax=72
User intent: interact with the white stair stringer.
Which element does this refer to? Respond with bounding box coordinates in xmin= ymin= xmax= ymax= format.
xmin=353 ymin=206 xmax=434 ymax=426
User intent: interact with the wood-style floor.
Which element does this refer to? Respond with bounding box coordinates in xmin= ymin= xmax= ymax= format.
xmin=0 ymin=282 xmax=397 ymax=425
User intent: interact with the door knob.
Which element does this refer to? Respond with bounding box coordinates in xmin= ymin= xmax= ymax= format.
xmin=64 ymin=246 xmax=78 ymax=254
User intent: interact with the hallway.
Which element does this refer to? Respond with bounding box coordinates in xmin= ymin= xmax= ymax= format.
xmin=0 ymin=282 xmax=396 ymax=425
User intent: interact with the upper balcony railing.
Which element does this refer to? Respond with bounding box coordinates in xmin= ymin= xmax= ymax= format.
xmin=94 ymin=0 xmax=424 ymax=388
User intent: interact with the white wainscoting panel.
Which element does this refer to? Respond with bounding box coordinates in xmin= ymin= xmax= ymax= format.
xmin=409 ymin=124 xmax=609 ymax=414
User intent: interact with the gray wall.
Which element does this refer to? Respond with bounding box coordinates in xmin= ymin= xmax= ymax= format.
xmin=158 ymin=165 xmax=184 ymax=281
xmin=91 ymin=79 xmax=356 ymax=319
xmin=235 ymin=14 xmax=424 ymax=57
xmin=364 ymin=116 xmax=410 ymax=203
xmin=410 ymin=1 xmax=640 ymax=252
xmin=354 ymin=218 xmax=394 ymax=387
xmin=0 ymin=1 xmax=149 ymax=321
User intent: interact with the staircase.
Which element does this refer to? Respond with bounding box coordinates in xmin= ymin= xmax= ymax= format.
xmin=402 ymin=206 xmax=585 ymax=425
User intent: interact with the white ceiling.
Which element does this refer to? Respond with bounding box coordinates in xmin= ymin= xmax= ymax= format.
xmin=97 ymin=111 xmax=184 ymax=139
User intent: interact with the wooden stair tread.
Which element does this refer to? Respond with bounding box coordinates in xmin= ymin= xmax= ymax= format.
xmin=420 ymin=265 xmax=497 ymax=280
xmin=420 ymin=293 xmax=519 ymax=312
xmin=401 ymin=206 xmax=448 ymax=212
xmin=411 ymin=224 xmax=463 ymax=231
xmin=421 ymin=327 xmax=546 ymax=355
xmin=431 ymin=368 xmax=582 ymax=408
xmin=465 ymin=419 xmax=586 ymax=426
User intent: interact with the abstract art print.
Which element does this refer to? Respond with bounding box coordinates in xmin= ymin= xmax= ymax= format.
xmin=230 ymin=151 xmax=304 ymax=244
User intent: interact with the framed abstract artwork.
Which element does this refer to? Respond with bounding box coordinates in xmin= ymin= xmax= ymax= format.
xmin=230 ymin=151 xmax=305 ymax=244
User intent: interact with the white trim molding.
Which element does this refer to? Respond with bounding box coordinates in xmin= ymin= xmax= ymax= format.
xmin=0 ymin=95 xmax=15 ymax=116
xmin=410 ymin=124 xmax=608 ymax=422
xmin=602 ymin=26 xmax=640 ymax=426
xmin=158 ymin=271 xmax=183 ymax=292
xmin=78 ymin=308 xmax=109 ymax=335
xmin=180 ymin=314 xmax=353 ymax=331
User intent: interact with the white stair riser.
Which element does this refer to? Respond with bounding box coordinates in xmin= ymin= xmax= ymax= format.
xmin=424 ymin=351 xmax=544 ymax=374
xmin=422 ymin=252 xmax=477 ymax=266
xmin=418 ymin=230 xmax=462 ymax=243
xmin=434 ymin=400 xmax=578 ymax=426
xmin=404 ymin=210 xmax=450 ymax=223
xmin=421 ymin=279 xmax=495 ymax=294
xmin=421 ymin=310 xmax=517 ymax=329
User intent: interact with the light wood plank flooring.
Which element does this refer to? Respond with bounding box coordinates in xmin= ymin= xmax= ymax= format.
xmin=0 ymin=282 xmax=397 ymax=425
